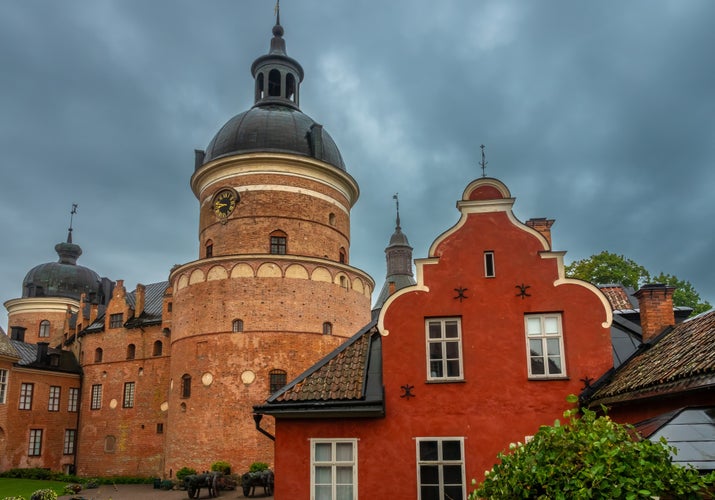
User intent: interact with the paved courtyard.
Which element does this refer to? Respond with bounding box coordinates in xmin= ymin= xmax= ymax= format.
xmin=57 ymin=483 xmax=273 ymax=500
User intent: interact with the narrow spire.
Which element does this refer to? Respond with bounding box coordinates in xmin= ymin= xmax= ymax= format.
xmin=393 ymin=193 xmax=401 ymax=230
xmin=67 ymin=203 xmax=78 ymax=243
xmin=479 ymin=145 xmax=488 ymax=178
xmin=274 ymin=0 xmax=281 ymax=27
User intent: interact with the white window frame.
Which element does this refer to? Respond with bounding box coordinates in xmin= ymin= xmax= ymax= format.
xmin=28 ymin=429 xmax=43 ymax=456
xmin=68 ymin=387 xmax=79 ymax=412
xmin=63 ymin=429 xmax=76 ymax=455
xmin=425 ymin=318 xmax=464 ymax=381
xmin=19 ymin=382 xmax=33 ymax=410
xmin=0 ymin=369 xmax=7 ymax=404
xmin=48 ymin=386 xmax=60 ymax=412
xmin=39 ymin=319 xmax=50 ymax=338
xmin=123 ymin=381 xmax=135 ymax=408
xmin=525 ymin=313 xmax=566 ymax=378
xmin=416 ymin=437 xmax=466 ymax=500
xmin=310 ymin=438 xmax=358 ymax=500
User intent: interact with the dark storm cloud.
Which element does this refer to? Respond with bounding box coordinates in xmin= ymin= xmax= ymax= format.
xmin=1 ymin=1 xmax=713 ymax=329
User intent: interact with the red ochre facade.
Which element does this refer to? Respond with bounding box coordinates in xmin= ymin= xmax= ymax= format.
xmin=268 ymin=177 xmax=614 ymax=499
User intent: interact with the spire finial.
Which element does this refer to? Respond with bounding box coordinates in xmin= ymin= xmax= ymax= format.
xmin=274 ymin=0 xmax=281 ymax=26
xmin=393 ymin=193 xmax=401 ymax=229
xmin=479 ymin=145 xmax=488 ymax=178
xmin=67 ymin=203 xmax=78 ymax=243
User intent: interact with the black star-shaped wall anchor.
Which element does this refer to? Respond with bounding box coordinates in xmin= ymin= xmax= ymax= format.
xmin=400 ymin=384 xmax=415 ymax=400
xmin=580 ymin=376 xmax=594 ymax=390
xmin=454 ymin=287 xmax=469 ymax=302
xmin=515 ymin=283 xmax=531 ymax=299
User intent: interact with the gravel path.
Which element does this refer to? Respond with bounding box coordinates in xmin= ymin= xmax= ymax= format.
xmin=57 ymin=483 xmax=273 ymax=500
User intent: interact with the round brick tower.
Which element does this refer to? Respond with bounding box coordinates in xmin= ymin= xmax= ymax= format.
xmin=165 ymin=16 xmax=373 ymax=475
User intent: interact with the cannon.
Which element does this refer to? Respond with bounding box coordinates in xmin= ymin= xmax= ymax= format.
xmin=241 ymin=469 xmax=274 ymax=497
xmin=184 ymin=472 xmax=221 ymax=499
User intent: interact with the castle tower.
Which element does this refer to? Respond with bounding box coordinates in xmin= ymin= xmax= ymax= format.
xmin=165 ymin=14 xmax=374 ymax=474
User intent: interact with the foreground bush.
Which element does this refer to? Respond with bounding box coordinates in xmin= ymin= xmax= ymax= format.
xmin=472 ymin=398 xmax=715 ymax=499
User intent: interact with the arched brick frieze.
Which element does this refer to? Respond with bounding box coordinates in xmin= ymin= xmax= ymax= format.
xmin=230 ymin=262 xmax=255 ymax=278
xmin=188 ymin=269 xmax=205 ymax=285
xmin=207 ymin=265 xmax=228 ymax=281
xmin=285 ymin=263 xmax=310 ymax=279
xmin=257 ymin=262 xmax=282 ymax=278
xmin=311 ymin=267 xmax=332 ymax=283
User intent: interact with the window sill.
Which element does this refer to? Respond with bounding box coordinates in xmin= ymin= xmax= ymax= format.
xmin=527 ymin=376 xmax=569 ymax=381
xmin=425 ymin=379 xmax=466 ymax=384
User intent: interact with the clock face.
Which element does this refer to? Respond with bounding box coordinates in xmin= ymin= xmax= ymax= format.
xmin=213 ymin=189 xmax=238 ymax=219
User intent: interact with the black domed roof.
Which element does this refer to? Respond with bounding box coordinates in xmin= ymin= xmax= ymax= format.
xmin=22 ymin=233 xmax=101 ymax=301
xmin=203 ymin=104 xmax=346 ymax=170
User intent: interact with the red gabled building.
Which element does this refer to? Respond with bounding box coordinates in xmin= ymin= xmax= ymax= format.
xmin=256 ymin=176 xmax=614 ymax=499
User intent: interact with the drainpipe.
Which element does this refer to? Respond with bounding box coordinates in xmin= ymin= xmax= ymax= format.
xmin=253 ymin=414 xmax=275 ymax=441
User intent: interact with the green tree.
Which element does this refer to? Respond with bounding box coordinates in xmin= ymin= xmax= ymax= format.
xmin=471 ymin=398 xmax=715 ymax=499
xmin=566 ymin=251 xmax=711 ymax=315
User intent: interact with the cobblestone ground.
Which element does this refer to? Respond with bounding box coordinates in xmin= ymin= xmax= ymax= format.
xmin=57 ymin=483 xmax=273 ymax=500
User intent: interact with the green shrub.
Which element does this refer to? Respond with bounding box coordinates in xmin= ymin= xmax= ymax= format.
xmin=175 ymin=467 xmax=197 ymax=481
xmin=62 ymin=484 xmax=82 ymax=495
xmin=29 ymin=490 xmax=57 ymax=500
xmin=472 ymin=397 xmax=715 ymax=499
xmin=2 ymin=496 xmax=27 ymax=500
xmin=160 ymin=479 xmax=175 ymax=490
xmin=82 ymin=479 xmax=99 ymax=489
xmin=210 ymin=461 xmax=231 ymax=475
xmin=248 ymin=462 xmax=269 ymax=473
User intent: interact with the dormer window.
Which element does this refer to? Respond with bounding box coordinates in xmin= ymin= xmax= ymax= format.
xmin=109 ymin=313 xmax=123 ymax=329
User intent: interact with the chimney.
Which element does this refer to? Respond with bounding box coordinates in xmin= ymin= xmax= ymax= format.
xmin=634 ymin=284 xmax=676 ymax=342
xmin=36 ymin=342 xmax=49 ymax=364
xmin=134 ymin=284 xmax=146 ymax=318
xmin=526 ymin=218 xmax=555 ymax=248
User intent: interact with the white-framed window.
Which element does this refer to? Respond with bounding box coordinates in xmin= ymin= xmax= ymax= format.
xmin=39 ymin=319 xmax=50 ymax=338
xmin=63 ymin=429 xmax=76 ymax=455
xmin=425 ymin=318 xmax=463 ymax=381
xmin=19 ymin=382 xmax=33 ymax=410
xmin=311 ymin=439 xmax=357 ymax=500
xmin=123 ymin=382 xmax=135 ymax=408
xmin=90 ymin=384 xmax=102 ymax=410
xmin=484 ymin=251 xmax=495 ymax=277
xmin=0 ymin=369 xmax=8 ymax=404
xmin=525 ymin=313 xmax=566 ymax=378
xmin=68 ymin=387 xmax=79 ymax=412
xmin=416 ymin=437 xmax=465 ymax=500
xmin=28 ymin=429 xmax=43 ymax=456
xmin=48 ymin=386 xmax=60 ymax=412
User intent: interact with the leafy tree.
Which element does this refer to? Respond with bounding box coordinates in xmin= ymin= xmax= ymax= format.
xmin=471 ymin=398 xmax=715 ymax=499
xmin=566 ymin=251 xmax=711 ymax=315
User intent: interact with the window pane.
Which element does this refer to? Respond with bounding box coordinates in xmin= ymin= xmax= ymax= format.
xmin=420 ymin=465 xmax=439 ymax=484
xmin=526 ymin=317 xmax=542 ymax=335
xmin=428 ymin=322 xmax=441 ymax=339
xmin=446 ymin=360 xmax=460 ymax=377
xmin=315 ymin=466 xmax=332 ymax=484
xmin=544 ymin=316 xmax=559 ymax=334
xmin=445 ymin=321 xmax=459 ymax=338
xmin=443 ymin=464 xmax=463 ymax=484
xmin=430 ymin=361 xmax=443 ymax=378
xmin=336 ymin=485 xmax=353 ymax=500
xmin=548 ymin=356 xmax=563 ymax=374
xmin=315 ymin=485 xmax=332 ymax=500
xmin=429 ymin=343 xmax=443 ymax=360
xmin=530 ymin=357 xmax=545 ymax=375
xmin=419 ymin=441 xmax=438 ymax=461
xmin=445 ymin=341 xmax=460 ymax=358
xmin=546 ymin=338 xmax=561 ymax=356
xmin=315 ymin=443 xmax=332 ymax=462
xmin=442 ymin=440 xmax=462 ymax=460
xmin=336 ymin=443 xmax=353 ymax=462
xmin=444 ymin=485 xmax=464 ymax=500
xmin=529 ymin=339 xmax=543 ymax=356
xmin=336 ymin=466 xmax=353 ymax=484
xmin=420 ymin=486 xmax=440 ymax=500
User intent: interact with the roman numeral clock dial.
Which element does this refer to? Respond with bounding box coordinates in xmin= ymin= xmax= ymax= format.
xmin=213 ymin=189 xmax=238 ymax=222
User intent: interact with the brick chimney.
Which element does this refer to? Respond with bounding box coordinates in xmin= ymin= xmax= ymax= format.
xmin=634 ymin=284 xmax=676 ymax=342
xmin=526 ymin=218 xmax=555 ymax=248
xmin=134 ymin=283 xmax=146 ymax=318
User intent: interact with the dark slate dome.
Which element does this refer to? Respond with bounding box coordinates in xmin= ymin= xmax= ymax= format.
xmin=22 ymin=233 xmax=101 ymax=301
xmin=203 ymin=104 xmax=346 ymax=170
xmin=199 ymin=15 xmax=346 ymax=171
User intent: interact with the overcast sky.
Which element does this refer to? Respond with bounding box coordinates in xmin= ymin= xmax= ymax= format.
xmin=1 ymin=1 xmax=714 ymax=331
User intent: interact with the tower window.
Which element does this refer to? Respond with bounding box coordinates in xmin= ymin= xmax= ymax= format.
xmin=270 ymin=231 xmax=287 ymax=255
xmin=232 ymin=319 xmax=244 ymax=333
xmin=323 ymin=322 xmax=333 ymax=335
xmin=286 ymin=73 xmax=296 ymax=101
xmin=256 ymin=72 xmax=265 ymax=100
xmin=153 ymin=340 xmax=163 ymax=356
xmin=126 ymin=344 xmax=136 ymax=360
xmin=39 ymin=320 xmax=50 ymax=338
xmin=181 ymin=374 xmax=191 ymax=398
xmin=269 ymin=369 xmax=287 ymax=393
xmin=205 ymin=240 xmax=213 ymax=258
xmin=329 ymin=212 xmax=336 ymax=226
xmin=268 ymin=69 xmax=281 ymax=97
xmin=484 ymin=251 xmax=495 ymax=278
xmin=339 ymin=248 xmax=346 ymax=264
xmin=94 ymin=348 xmax=103 ymax=363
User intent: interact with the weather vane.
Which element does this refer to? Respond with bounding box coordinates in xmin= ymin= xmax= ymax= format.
xmin=274 ymin=0 xmax=280 ymax=23
xmin=393 ymin=193 xmax=401 ymax=228
xmin=479 ymin=144 xmax=488 ymax=178
xmin=68 ymin=204 xmax=78 ymax=243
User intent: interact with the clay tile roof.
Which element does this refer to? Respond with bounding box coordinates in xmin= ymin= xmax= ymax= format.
xmin=589 ymin=309 xmax=715 ymax=405
xmin=276 ymin=328 xmax=372 ymax=402
xmin=0 ymin=331 xmax=20 ymax=359
xmin=599 ymin=284 xmax=636 ymax=311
